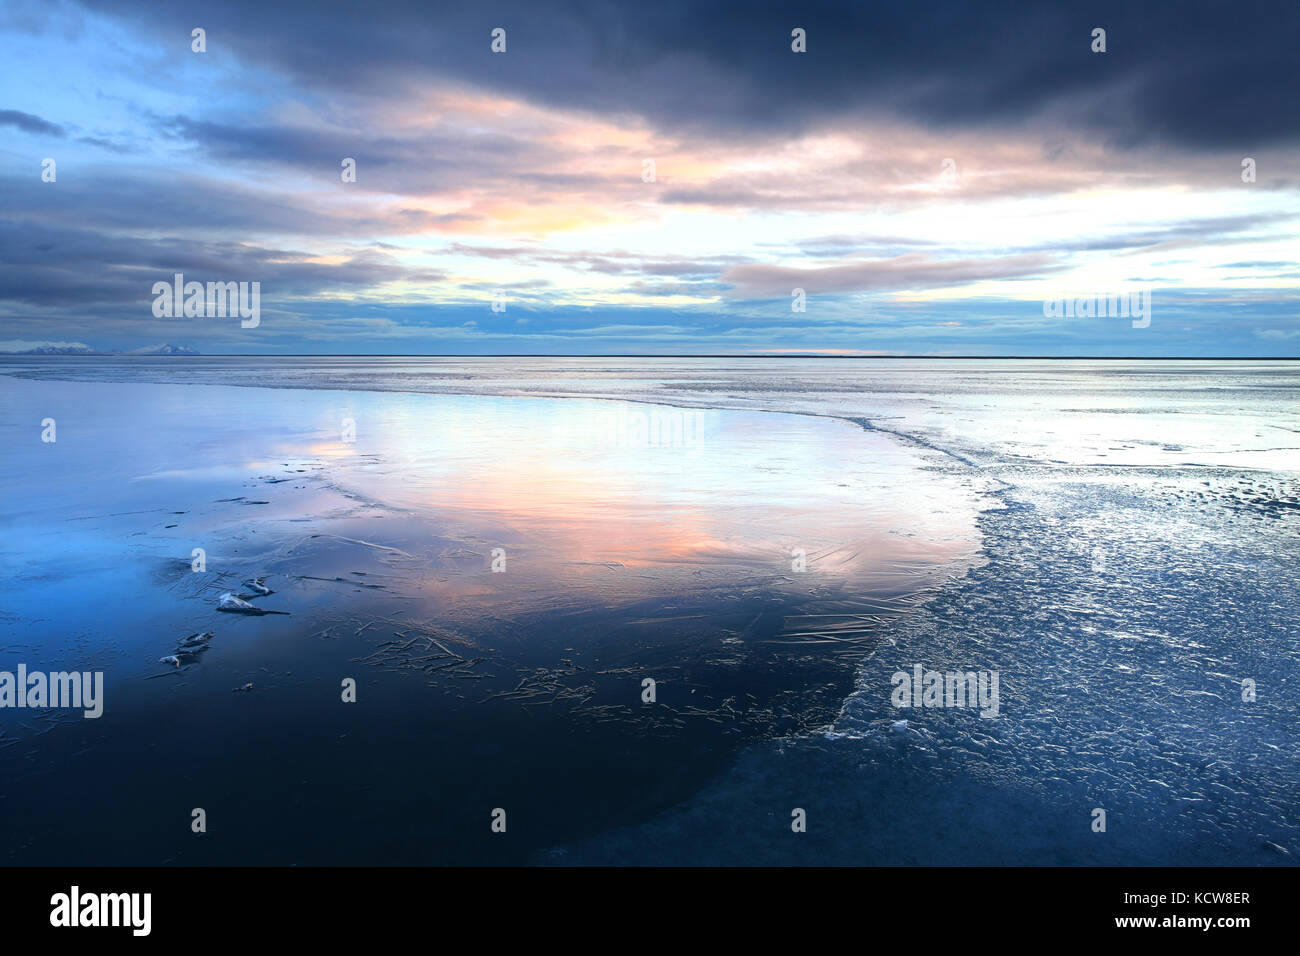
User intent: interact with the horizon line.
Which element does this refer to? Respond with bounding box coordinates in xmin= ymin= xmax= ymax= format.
xmin=10 ymin=354 xmax=1299 ymax=361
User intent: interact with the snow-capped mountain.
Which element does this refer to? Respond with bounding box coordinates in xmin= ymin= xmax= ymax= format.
xmin=127 ymin=344 xmax=201 ymax=356
xmin=3 ymin=342 xmax=99 ymax=355
xmin=0 ymin=341 xmax=201 ymax=355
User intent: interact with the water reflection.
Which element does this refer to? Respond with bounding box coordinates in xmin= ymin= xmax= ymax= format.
xmin=0 ymin=372 xmax=984 ymax=864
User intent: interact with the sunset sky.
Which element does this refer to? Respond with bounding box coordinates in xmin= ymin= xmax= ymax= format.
xmin=2 ymin=0 xmax=1298 ymax=355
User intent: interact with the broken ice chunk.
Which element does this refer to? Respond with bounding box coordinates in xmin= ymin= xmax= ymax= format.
xmin=241 ymin=577 xmax=273 ymax=597
xmin=177 ymin=630 xmax=213 ymax=649
xmin=217 ymin=592 xmax=289 ymax=616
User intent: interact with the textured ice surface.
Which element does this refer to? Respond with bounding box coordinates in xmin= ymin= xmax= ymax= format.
xmin=562 ymin=467 xmax=1299 ymax=864
xmin=533 ymin=361 xmax=1298 ymax=864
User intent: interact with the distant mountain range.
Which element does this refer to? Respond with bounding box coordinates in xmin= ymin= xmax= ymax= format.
xmin=125 ymin=344 xmax=201 ymax=355
xmin=1 ymin=343 xmax=200 ymax=356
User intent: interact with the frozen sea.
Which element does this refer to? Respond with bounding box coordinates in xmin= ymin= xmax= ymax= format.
xmin=0 ymin=357 xmax=1296 ymax=865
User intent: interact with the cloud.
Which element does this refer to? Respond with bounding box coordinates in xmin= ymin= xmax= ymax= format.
xmin=448 ymin=243 xmax=752 ymax=278
xmin=0 ymin=108 xmax=64 ymax=135
xmin=0 ymin=219 xmax=446 ymax=308
xmin=1 ymin=0 xmax=1296 ymax=355
xmin=722 ymin=253 xmax=1066 ymax=298
xmin=75 ymin=0 xmax=1300 ymax=150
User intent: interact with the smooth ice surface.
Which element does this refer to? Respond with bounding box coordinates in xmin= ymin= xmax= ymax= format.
xmin=0 ymin=363 xmax=978 ymax=864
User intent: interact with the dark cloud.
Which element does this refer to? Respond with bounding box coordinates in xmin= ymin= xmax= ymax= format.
xmin=76 ymin=135 xmax=135 ymax=153
xmin=0 ymin=172 xmax=476 ymax=238
xmin=0 ymin=219 xmax=444 ymax=308
xmin=155 ymin=113 xmax=532 ymax=189
xmin=0 ymin=108 xmax=64 ymax=135
xmin=143 ymin=111 xmax=663 ymax=204
xmin=79 ymin=0 xmax=1300 ymax=149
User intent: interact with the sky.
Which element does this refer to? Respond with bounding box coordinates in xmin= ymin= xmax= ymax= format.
xmin=1 ymin=0 xmax=1298 ymax=355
